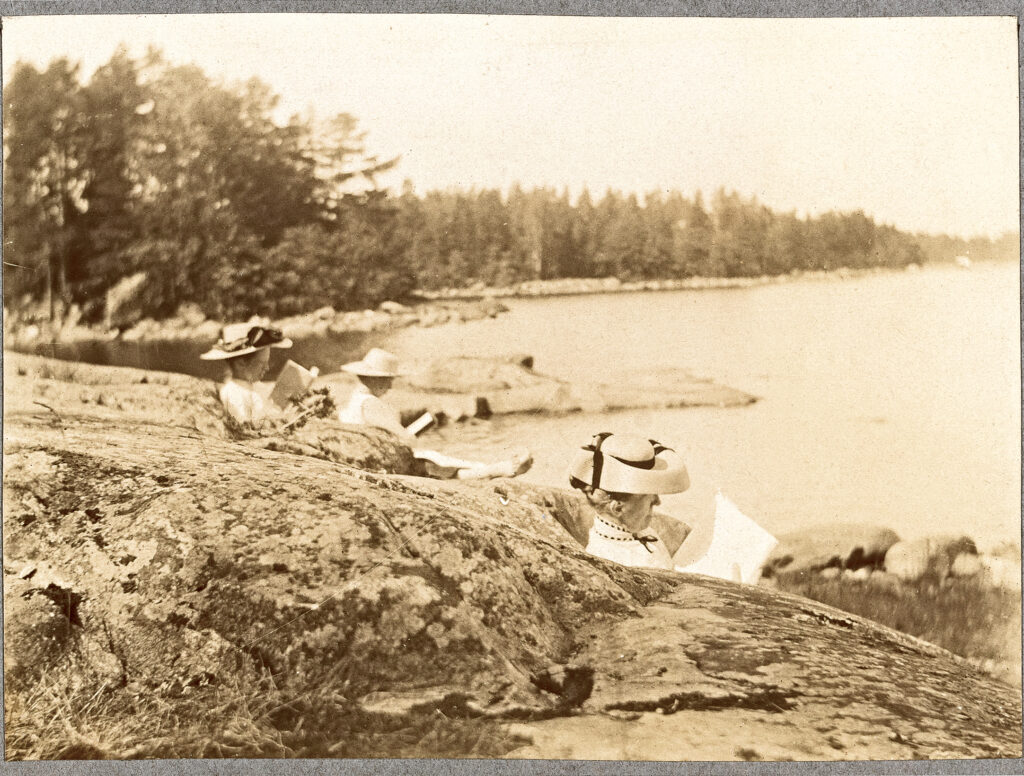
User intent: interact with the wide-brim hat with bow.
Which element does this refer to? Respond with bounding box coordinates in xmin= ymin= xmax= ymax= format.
xmin=200 ymin=323 xmax=293 ymax=361
xmin=569 ymin=433 xmax=690 ymax=495
xmin=341 ymin=348 xmax=404 ymax=378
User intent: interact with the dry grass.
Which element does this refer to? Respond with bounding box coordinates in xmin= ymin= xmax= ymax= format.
xmin=775 ymin=571 xmax=1021 ymax=686
xmin=5 ymin=656 xmax=524 ymax=761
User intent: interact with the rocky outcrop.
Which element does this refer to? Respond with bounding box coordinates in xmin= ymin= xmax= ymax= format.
xmin=5 ymin=297 xmax=509 ymax=351
xmin=764 ymin=524 xmax=901 ymax=575
xmin=767 ymin=521 xmax=1018 ymax=593
xmin=320 ymin=357 xmax=756 ymax=422
xmin=3 ymin=354 xmax=1021 ymax=760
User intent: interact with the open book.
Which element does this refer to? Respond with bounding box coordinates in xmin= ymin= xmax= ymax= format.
xmin=674 ymin=492 xmax=778 ymax=584
xmin=269 ymin=360 xmax=319 ymax=409
xmin=405 ymin=412 xmax=435 ymax=436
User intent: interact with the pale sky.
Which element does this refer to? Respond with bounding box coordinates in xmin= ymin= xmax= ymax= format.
xmin=3 ymin=13 xmax=1019 ymax=238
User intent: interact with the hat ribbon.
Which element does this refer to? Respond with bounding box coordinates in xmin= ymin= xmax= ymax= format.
xmin=218 ymin=325 xmax=284 ymax=353
xmin=582 ymin=434 xmax=674 ymax=491
xmin=634 ymin=533 xmax=659 ymax=553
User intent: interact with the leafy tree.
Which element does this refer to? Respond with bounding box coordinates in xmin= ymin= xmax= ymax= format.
xmin=74 ymin=47 xmax=149 ymax=315
xmin=4 ymin=58 xmax=87 ymax=318
xmin=672 ymin=192 xmax=714 ymax=277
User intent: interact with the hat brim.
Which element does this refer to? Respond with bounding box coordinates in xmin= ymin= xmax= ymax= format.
xmin=341 ymin=362 xmax=402 ymax=378
xmin=200 ymin=339 xmax=292 ymax=361
xmin=569 ymin=448 xmax=690 ymax=495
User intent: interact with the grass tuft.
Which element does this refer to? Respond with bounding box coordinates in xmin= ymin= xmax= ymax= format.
xmin=775 ymin=571 xmax=1021 ymax=686
xmin=5 ymin=655 xmax=521 ymax=761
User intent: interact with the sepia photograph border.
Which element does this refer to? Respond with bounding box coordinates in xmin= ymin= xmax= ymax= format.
xmin=1 ymin=0 xmax=1021 ymax=774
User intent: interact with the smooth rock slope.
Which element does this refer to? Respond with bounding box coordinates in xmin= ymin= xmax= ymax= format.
xmin=3 ymin=354 xmax=1020 ymax=760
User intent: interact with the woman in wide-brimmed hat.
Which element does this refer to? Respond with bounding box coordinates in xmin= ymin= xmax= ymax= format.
xmin=339 ymin=348 xmax=532 ymax=480
xmin=201 ymin=322 xmax=293 ymax=427
xmin=568 ymin=432 xmax=690 ymax=570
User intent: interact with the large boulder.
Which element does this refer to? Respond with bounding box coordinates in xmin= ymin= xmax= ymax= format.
xmin=884 ymin=535 xmax=978 ymax=582
xmin=765 ymin=524 xmax=901 ymax=575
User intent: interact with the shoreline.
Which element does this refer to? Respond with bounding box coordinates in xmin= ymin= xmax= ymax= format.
xmin=3 ymin=259 xmax=992 ymax=351
xmin=415 ymin=262 xmax=929 ymax=301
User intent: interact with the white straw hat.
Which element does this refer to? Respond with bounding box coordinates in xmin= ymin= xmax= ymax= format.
xmin=200 ymin=323 xmax=293 ymax=361
xmin=341 ymin=348 xmax=404 ymax=378
xmin=569 ymin=433 xmax=690 ymax=495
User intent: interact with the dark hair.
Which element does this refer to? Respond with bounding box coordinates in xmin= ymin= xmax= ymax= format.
xmin=568 ymin=477 xmax=629 ymax=502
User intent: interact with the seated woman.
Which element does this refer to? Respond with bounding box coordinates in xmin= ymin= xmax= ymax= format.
xmin=568 ymin=432 xmax=691 ymax=571
xmin=339 ymin=348 xmax=532 ymax=480
xmin=200 ymin=323 xmax=293 ymax=428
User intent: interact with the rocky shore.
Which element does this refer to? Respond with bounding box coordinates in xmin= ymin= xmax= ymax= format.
xmin=3 ymin=352 xmax=1020 ymax=760
xmin=417 ymin=264 xmax=917 ymax=301
xmin=318 ymin=354 xmax=757 ymax=423
xmin=4 ymin=263 xmax=923 ymax=352
xmin=2 ymin=295 xmax=510 ymax=351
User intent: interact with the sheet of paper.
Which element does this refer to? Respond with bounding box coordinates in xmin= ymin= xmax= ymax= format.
xmin=675 ymin=492 xmax=778 ymax=584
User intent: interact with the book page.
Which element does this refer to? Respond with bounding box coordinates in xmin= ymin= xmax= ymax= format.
xmin=269 ymin=360 xmax=316 ymax=408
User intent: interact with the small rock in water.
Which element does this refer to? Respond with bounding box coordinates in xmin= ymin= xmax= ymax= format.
xmin=843 ymin=567 xmax=872 ymax=582
xmin=819 ymin=567 xmax=841 ymax=580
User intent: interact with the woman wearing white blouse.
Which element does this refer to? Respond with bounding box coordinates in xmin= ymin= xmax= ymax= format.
xmin=339 ymin=349 xmax=532 ymax=480
xmin=568 ymin=432 xmax=691 ymax=571
xmin=200 ymin=323 xmax=293 ymax=428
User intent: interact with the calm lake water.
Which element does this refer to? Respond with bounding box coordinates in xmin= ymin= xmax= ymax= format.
xmin=23 ymin=262 xmax=1020 ymax=547
xmin=385 ymin=262 xmax=1022 ymax=547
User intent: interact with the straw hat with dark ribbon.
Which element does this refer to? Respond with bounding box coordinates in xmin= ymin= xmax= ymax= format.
xmin=569 ymin=432 xmax=690 ymax=495
xmin=200 ymin=323 xmax=293 ymax=361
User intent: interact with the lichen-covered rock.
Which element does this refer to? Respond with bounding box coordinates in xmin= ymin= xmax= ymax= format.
xmin=4 ymin=577 xmax=76 ymax=688
xmin=253 ymin=423 xmax=417 ymax=474
xmin=3 ymin=355 xmax=1021 ymax=760
xmin=765 ymin=524 xmax=901 ymax=574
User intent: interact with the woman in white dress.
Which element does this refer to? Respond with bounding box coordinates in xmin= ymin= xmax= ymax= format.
xmin=200 ymin=323 xmax=293 ymax=428
xmin=568 ymin=432 xmax=691 ymax=571
xmin=339 ymin=348 xmax=532 ymax=480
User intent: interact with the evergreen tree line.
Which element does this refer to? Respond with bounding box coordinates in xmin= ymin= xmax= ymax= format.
xmin=5 ymin=52 xmax=1017 ymax=324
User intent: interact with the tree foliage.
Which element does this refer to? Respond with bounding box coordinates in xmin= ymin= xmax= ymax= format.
xmin=4 ymin=51 xmax=1016 ymax=326
xmin=4 ymin=50 xmax=401 ymax=323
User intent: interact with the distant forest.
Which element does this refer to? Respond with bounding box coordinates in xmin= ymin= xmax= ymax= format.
xmin=5 ymin=50 xmax=1017 ymax=324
